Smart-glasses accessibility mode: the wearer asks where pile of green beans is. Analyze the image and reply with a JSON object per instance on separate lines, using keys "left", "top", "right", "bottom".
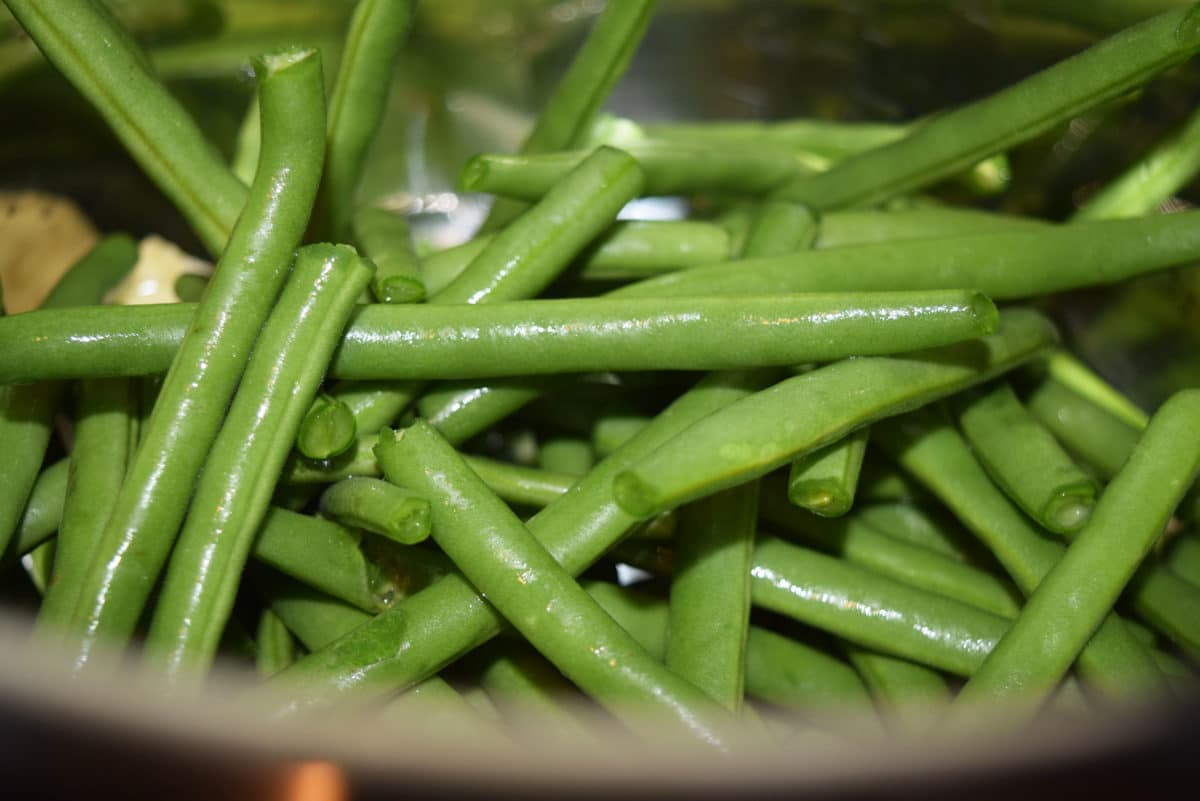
{"left": 5, "top": 0, "right": 1200, "bottom": 754}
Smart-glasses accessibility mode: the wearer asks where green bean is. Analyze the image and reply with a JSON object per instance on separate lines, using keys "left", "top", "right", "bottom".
{"left": 296, "top": 394, "right": 357, "bottom": 461}
{"left": 0, "top": 290, "right": 999, "bottom": 383}
{"left": 374, "top": 420, "right": 731, "bottom": 745}
{"left": 954, "top": 383, "right": 1099, "bottom": 534}
{"left": 1163, "top": 532, "right": 1200, "bottom": 588}
{"left": 172, "top": 273, "right": 209, "bottom": 303}
{"left": 786, "top": 429, "right": 870, "bottom": 518}
{"left": 667, "top": 482, "right": 759, "bottom": 712}
{"left": 317, "top": 0, "right": 415, "bottom": 241}
{"left": 145, "top": 245, "right": 372, "bottom": 679}
{"left": 537, "top": 438, "right": 595, "bottom": 477}
{"left": 63, "top": 48, "right": 327, "bottom": 665}
{"left": 1073, "top": 104, "right": 1200, "bottom": 221}
{"left": 11, "top": 458, "right": 69, "bottom": 557}
{"left": 469, "top": 639, "right": 596, "bottom": 741}
{"left": 612, "top": 307, "right": 1052, "bottom": 520}
{"left": 23, "top": 540, "right": 55, "bottom": 597}
{"left": 353, "top": 206, "right": 425, "bottom": 304}
{"left": 37, "top": 379, "right": 138, "bottom": 630}
{"left": 42, "top": 234, "right": 140, "bottom": 309}
{"left": 274, "top": 370, "right": 775, "bottom": 710}
{"left": 584, "top": 580, "right": 877, "bottom": 716}
{"left": 594, "top": 415, "right": 651, "bottom": 458}
{"left": 480, "top": 0, "right": 655, "bottom": 230}
{"left": 740, "top": 202, "right": 818, "bottom": 258}
{"left": 761, "top": 486, "right": 1022, "bottom": 619}
{"left": 955, "top": 390, "right": 1200, "bottom": 715}
{"left": 615, "top": 210, "right": 1200, "bottom": 301}
{"left": 873, "top": 409, "right": 1167, "bottom": 696}
{"left": 256, "top": 609, "right": 297, "bottom": 678}
{"left": 843, "top": 646, "right": 951, "bottom": 733}
{"left": 3, "top": 0, "right": 247, "bottom": 255}
{"left": 855, "top": 462, "right": 931, "bottom": 506}
{"left": 1022, "top": 376, "right": 1141, "bottom": 478}
{"left": 771, "top": 5, "right": 1200, "bottom": 210}
{"left": 1039, "top": 350, "right": 1150, "bottom": 430}
{"left": 463, "top": 144, "right": 808, "bottom": 200}
{"left": 814, "top": 207, "right": 1047, "bottom": 249}
{"left": 1125, "top": 563, "right": 1200, "bottom": 657}
{"left": 641, "top": 117, "right": 908, "bottom": 158}
{"left": 750, "top": 537, "right": 1008, "bottom": 677}
{"left": 256, "top": 568, "right": 373, "bottom": 652}
{"left": 318, "top": 478, "right": 431, "bottom": 546}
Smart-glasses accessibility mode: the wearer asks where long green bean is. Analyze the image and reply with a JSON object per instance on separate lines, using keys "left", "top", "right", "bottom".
{"left": 0, "top": 291, "right": 999, "bottom": 383}
{"left": 955, "top": 390, "right": 1200, "bottom": 715}
{"left": 145, "top": 245, "right": 372, "bottom": 679}
{"left": 771, "top": 5, "right": 1200, "bottom": 209}
{"left": 615, "top": 209, "right": 1200, "bottom": 301}
{"left": 1022, "top": 376, "right": 1141, "bottom": 478}
{"left": 612, "top": 307, "right": 1054, "bottom": 520}
{"left": 786, "top": 429, "right": 869, "bottom": 518}
{"left": 3, "top": 0, "right": 247, "bottom": 255}
{"left": 318, "top": 478, "right": 431, "bottom": 546}
{"left": 352, "top": 206, "right": 425, "bottom": 304}
{"left": 374, "top": 420, "right": 732, "bottom": 745}
{"left": 61, "top": 48, "right": 327, "bottom": 667}
{"left": 11, "top": 458, "right": 69, "bottom": 557}
{"left": 814, "top": 207, "right": 1047, "bottom": 249}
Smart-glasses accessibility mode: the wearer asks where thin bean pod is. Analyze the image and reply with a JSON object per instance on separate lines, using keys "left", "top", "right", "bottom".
{"left": 1039, "top": 350, "right": 1149, "bottom": 430}
{"left": 463, "top": 144, "right": 809, "bottom": 200}
{"left": 1022, "top": 376, "right": 1141, "bottom": 478}
{"left": 36, "top": 379, "right": 138, "bottom": 629}
{"left": 786, "top": 428, "right": 870, "bottom": 518}
{"left": 231, "top": 93, "right": 261, "bottom": 186}
{"left": 11, "top": 458, "right": 69, "bottom": 557}
{"left": 612, "top": 307, "right": 1053, "bottom": 520}
{"left": 481, "top": 0, "right": 655, "bottom": 230}
{"left": 641, "top": 117, "right": 908, "bottom": 158}
{"left": 740, "top": 202, "right": 818, "bottom": 258}
{"left": 0, "top": 290, "right": 999, "bottom": 383}
{"left": 1163, "top": 532, "right": 1200, "bottom": 589}
{"left": 273, "top": 370, "right": 775, "bottom": 710}
{"left": 843, "top": 646, "right": 951, "bottom": 733}
{"left": 3, "top": 0, "right": 247, "bottom": 254}
{"left": 874, "top": 409, "right": 1168, "bottom": 696}
{"left": 64, "top": 48, "right": 327, "bottom": 666}
{"left": 296, "top": 394, "right": 358, "bottom": 461}
{"left": 750, "top": 537, "right": 1008, "bottom": 677}
{"left": 814, "top": 207, "right": 1047, "bottom": 249}
{"left": 954, "top": 383, "right": 1099, "bottom": 534}
{"left": 537, "top": 438, "right": 595, "bottom": 477}
{"left": 761, "top": 486, "right": 1023, "bottom": 619}
{"left": 955, "top": 390, "right": 1200, "bottom": 715}
{"left": 469, "top": 639, "right": 596, "bottom": 742}
{"left": 317, "top": 0, "right": 415, "bottom": 241}
{"left": 615, "top": 209, "right": 1200, "bottom": 301}
{"left": 353, "top": 206, "right": 425, "bottom": 304}
{"left": 145, "top": 245, "right": 372, "bottom": 679}
{"left": 256, "top": 569, "right": 374, "bottom": 652}
{"left": 318, "top": 478, "right": 431, "bottom": 545}
{"left": 667, "top": 482, "right": 759, "bottom": 712}
{"left": 374, "top": 420, "right": 732, "bottom": 745}
{"left": 854, "top": 503, "right": 974, "bottom": 561}
{"left": 771, "top": 6, "right": 1200, "bottom": 209}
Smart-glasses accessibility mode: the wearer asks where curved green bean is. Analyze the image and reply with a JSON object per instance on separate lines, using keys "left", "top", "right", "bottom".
{"left": 318, "top": 478, "right": 431, "bottom": 545}
{"left": 0, "top": 290, "right": 999, "bottom": 383}
{"left": 375, "top": 419, "right": 732, "bottom": 746}
{"left": 954, "top": 383, "right": 1099, "bottom": 534}
{"left": 3, "top": 0, "right": 247, "bottom": 255}
{"left": 64, "top": 48, "right": 327, "bottom": 666}
{"left": 145, "top": 244, "right": 372, "bottom": 679}
{"left": 318, "top": 0, "right": 415, "bottom": 241}
{"left": 615, "top": 209, "right": 1200, "bottom": 301}
{"left": 612, "top": 307, "right": 1054, "bottom": 520}
{"left": 786, "top": 428, "right": 869, "bottom": 518}
{"left": 955, "top": 390, "right": 1200, "bottom": 715}
{"left": 772, "top": 6, "right": 1200, "bottom": 209}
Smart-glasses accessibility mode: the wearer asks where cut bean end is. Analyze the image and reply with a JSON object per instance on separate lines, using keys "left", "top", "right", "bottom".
{"left": 373, "top": 275, "right": 425, "bottom": 305}
{"left": 1044, "top": 487, "right": 1097, "bottom": 535}
{"left": 298, "top": 395, "right": 357, "bottom": 461}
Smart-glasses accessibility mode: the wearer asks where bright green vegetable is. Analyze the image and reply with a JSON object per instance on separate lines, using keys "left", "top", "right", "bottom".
{"left": 787, "top": 428, "right": 869, "bottom": 518}
{"left": 352, "top": 207, "right": 425, "bottom": 304}
{"left": 318, "top": 478, "right": 431, "bottom": 545}
{"left": 256, "top": 609, "right": 298, "bottom": 678}
{"left": 11, "top": 458, "right": 69, "bottom": 557}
